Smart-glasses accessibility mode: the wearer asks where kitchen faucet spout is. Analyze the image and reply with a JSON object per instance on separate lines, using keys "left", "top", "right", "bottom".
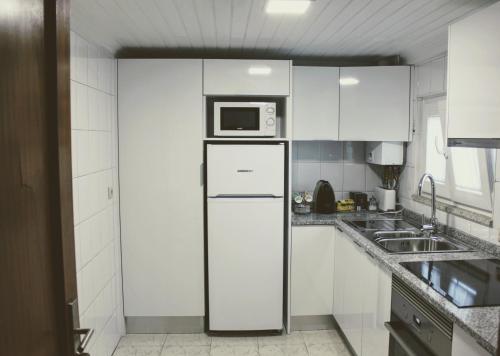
{"left": 417, "top": 173, "right": 438, "bottom": 233}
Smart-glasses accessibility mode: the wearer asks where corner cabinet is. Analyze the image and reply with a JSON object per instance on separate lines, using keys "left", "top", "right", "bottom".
{"left": 447, "top": 1, "right": 500, "bottom": 142}
{"left": 339, "top": 66, "right": 411, "bottom": 141}
{"left": 291, "top": 226, "right": 335, "bottom": 317}
{"left": 203, "top": 59, "right": 290, "bottom": 96}
{"left": 118, "top": 59, "right": 204, "bottom": 318}
{"left": 292, "top": 66, "right": 340, "bottom": 140}
{"left": 333, "top": 227, "right": 391, "bottom": 356}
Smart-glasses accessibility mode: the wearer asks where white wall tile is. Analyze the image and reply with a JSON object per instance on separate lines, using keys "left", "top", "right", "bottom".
{"left": 496, "top": 150, "right": 500, "bottom": 181}
{"left": 320, "top": 162, "right": 343, "bottom": 192}
{"left": 72, "top": 82, "right": 89, "bottom": 130}
{"left": 365, "top": 165, "right": 382, "bottom": 192}
{"left": 87, "top": 44, "right": 99, "bottom": 89}
{"left": 320, "top": 141, "right": 342, "bottom": 161}
{"left": 296, "top": 162, "right": 321, "bottom": 192}
{"left": 70, "top": 31, "right": 123, "bottom": 355}
{"left": 297, "top": 141, "right": 320, "bottom": 161}
{"left": 73, "top": 178, "right": 80, "bottom": 224}
{"left": 493, "top": 182, "right": 500, "bottom": 228}
{"left": 76, "top": 130, "right": 90, "bottom": 176}
{"left": 343, "top": 142, "right": 365, "bottom": 162}
{"left": 71, "top": 130, "right": 78, "bottom": 178}
{"left": 343, "top": 163, "right": 366, "bottom": 191}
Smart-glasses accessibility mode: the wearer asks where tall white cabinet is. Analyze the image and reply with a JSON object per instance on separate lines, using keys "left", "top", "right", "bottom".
{"left": 118, "top": 59, "right": 204, "bottom": 321}
{"left": 339, "top": 66, "right": 411, "bottom": 141}
{"left": 292, "top": 66, "right": 340, "bottom": 140}
{"left": 447, "top": 1, "right": 500, "bottom": 141}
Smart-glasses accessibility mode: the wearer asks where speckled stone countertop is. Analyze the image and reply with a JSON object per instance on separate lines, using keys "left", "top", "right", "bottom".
{"left": 292, "top": 212, "right": 499, "bottom": 355}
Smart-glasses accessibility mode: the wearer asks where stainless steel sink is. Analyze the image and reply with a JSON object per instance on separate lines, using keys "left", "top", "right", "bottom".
{"left": 342, "top": 217, "right": 472, "bottom": 254}
{"left": 374, "top": 235, "right": 470, "bottom": 254}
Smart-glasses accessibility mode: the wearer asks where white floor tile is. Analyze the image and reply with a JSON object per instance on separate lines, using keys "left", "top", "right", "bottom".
{"left": 165, "top": 334, "right": 211, "bottom": 346}
{"left": 211, "top": 336, "right": 258, "bottom": 347}
{"left": 259, "top": 344, "right": 308, "bottom": 356}
{"left": 307, "top": 343, "right": 350, "bottom": 356}
{"left": 210, "top": 345, "right": 259, "bottom": 356}
{"left": 161, "top": 345, "right": 210, "bottom": 356}
{"left": 301, "top": 330, "right": 343, "bottom": 346}
{"left": 258, "top": 332, "right": 304, "bottom": 346}
{"left": 113, "top": 345, "right": 162, "bottom": 356}
{"left": 118, "top": 334, "right": 167, "bottom": 347}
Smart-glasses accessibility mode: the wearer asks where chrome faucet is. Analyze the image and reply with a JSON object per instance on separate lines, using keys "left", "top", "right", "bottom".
{"left": 417, "top": 173, "right": 438, "bottom": 233}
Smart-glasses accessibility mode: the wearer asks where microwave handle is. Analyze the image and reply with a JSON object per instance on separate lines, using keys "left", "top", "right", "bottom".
{"left": 384, "top": 322, "right": 434, "bottom": 356}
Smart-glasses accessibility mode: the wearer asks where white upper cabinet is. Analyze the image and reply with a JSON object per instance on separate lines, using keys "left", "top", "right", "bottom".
{"left": 447, "top": 2, "right": 500, "bottom": 141}
{"left": 292, "top": 66, "right": 340, "bottom": 140}
{"left": 339, "top": 66, "right": 411, "bottom": 141}
{"left": 203, "top": 59, "right": 290, "bottom": 96}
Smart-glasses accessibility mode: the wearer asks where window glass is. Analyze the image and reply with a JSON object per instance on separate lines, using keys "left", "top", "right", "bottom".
{"left": 450, "top": 147, "right": 482, "bottom": 194}
{"left": 425, "top": 116, "right": 446, "bottom": 183}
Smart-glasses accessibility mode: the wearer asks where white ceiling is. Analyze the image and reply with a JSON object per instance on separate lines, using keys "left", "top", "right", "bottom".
{"left": 71, "top": 0, "right": 497, "bottom": 63}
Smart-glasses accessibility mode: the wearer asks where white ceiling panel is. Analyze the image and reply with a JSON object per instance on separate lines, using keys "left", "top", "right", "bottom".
{"left": 70, "top": 0, "right": 498, "bottom": 63}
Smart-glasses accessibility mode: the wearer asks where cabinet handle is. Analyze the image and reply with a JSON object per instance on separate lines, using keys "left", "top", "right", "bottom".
{"left": 353, "top": 240, "right": 362, "bottom": 248}
{"left": 336, "top": 226, "right": 343, "bottom": 233}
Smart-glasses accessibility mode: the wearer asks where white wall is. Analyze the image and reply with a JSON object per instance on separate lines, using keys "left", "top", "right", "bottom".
{"left": 70, "top": 31, "right": 125, "bottom": 356}
{"left": 292, "top": 141, "right": 382, "bottom": 200}
{"left": 399, "top": 56, "right": 500, "bottom": 245}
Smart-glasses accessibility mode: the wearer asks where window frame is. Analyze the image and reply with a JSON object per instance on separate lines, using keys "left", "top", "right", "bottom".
{"left": 417, "top": 96, "right": 494, "bottom": 212}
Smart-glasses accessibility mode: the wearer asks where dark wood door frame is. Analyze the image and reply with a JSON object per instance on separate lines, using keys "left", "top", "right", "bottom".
{"left": 1, "top": 0, "right": 77, "bottom": 355}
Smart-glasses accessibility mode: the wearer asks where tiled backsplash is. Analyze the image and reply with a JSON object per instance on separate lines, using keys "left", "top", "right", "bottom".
{"left": 292, "top": 141, "right": 382, "bottom": 200}
{"left": 71, "top": 30, "right": 124, "bottom": 356}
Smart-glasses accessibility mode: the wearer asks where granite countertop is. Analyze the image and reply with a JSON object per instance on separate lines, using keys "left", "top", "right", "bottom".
{"left": 292, "top": 212, "right": 499, "bottom": 355}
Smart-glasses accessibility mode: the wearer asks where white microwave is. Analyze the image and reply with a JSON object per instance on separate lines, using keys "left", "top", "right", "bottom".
{"left": 213, "top": 102, "right": 277, "bottom": 137}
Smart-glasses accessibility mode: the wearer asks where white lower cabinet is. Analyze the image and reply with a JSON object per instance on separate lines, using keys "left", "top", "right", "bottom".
{"left": 333, "top": 227, "right": 391, "bottom": 356}
{"left": 452, "top": 325, "right": 490, "bottom": 356}
{"left": 291, "top": 226, "right": 335, "bottom": 316}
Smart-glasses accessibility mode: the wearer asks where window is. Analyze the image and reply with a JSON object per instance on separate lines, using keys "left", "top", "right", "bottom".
{"left": 419, "top": 96, "right": 494, "bottom": 211}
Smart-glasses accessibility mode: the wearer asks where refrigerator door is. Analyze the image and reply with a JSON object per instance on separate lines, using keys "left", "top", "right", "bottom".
{"left": 207, "top": 144, "right": 285, "bottom": 197}
{"left": 207, "top": 197, "right": 284, "bottom": 331}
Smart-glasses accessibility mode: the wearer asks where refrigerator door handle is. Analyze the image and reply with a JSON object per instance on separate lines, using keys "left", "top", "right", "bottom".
{"left": 208, "top": 194, "right": 283, "bottom": 199}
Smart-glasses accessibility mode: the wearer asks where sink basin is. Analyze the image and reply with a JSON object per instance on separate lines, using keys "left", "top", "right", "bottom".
{"left": 375, "top": 236, "right": 469, "bottom": 254}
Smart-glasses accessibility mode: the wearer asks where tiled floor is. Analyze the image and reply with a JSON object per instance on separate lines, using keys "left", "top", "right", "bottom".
{"left": 112, "top": 330, "right": 351, "bottom": 356}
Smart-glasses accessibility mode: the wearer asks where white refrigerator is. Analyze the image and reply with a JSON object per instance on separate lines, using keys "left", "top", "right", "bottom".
{"left": 206, "top": 143, "right": 285, "bottom": 332}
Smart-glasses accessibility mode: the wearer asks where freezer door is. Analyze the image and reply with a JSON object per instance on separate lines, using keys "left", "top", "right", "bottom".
{"left": 207, "top": 197, "right": 284, "bottom": 331}
{"left": 207, "top": 144, "right": 285, "bottom": 197}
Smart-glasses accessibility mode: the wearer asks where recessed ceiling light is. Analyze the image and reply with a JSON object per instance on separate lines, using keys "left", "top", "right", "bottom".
{"left": 248, "top": 66, "right": 272, "bottom": 75}
{"left": 266, "top": 0, "right": 312, "bottom": 15}
{"left": 339, "top": 77, "right": 360, "bottom": 86}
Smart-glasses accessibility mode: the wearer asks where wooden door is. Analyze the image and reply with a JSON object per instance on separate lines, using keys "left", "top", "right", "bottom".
{"left": 0, "top": 0, "right": 81, "bottom": 355}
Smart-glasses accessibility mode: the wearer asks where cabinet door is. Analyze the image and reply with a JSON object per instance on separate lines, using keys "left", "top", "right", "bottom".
{"left": 362, "top": 256, "right": 391, "bottom": 356}
{"left": 119, "top": 59, "right": 204, "bottom": 316}
{"left": 342, "top": 238, "right": 364, "bottom": 356}
{"left": 452, "top": 325, "right": 490, "bottom": 356}
{"left": 293, "top": 66, "right": 340, "bottom": 140}
{"left": 447, "top": 2, "right": 500, "bottom": 140}
{"left": 291, "top": 226, "right": 335, "bottom": 316}
{"left": 339, "top": 66, "right": 411, "bottom": 141}
{"left": 333, "top": 228, "right": 346, "bottom": 327}
{"left": 203, "top": 59, "right": 290, "bottom": 96}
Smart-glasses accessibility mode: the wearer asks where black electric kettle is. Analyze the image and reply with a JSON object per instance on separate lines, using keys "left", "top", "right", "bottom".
{"left": 313, "top": 180, "right": 336, "bottom": 213}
